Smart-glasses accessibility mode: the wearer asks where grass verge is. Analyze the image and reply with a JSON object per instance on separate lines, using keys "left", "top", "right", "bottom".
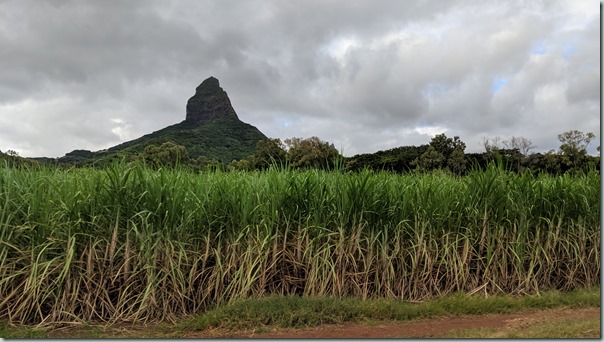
{"left": 0, "top": 321, "right": 47, "bottom": 338}
{"left": 178, "top": 287, "right": 600, "bottom": 332}
{"left": 445, "top": 314, "right": 600, "bottom": 338}
{"left": 1, "top": 288, "right": 598, "bottom": 338}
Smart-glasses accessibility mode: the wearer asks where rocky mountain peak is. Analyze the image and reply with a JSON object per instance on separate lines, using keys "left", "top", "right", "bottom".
{"left": 185, "top": 76, "right": 239, "bottom": 123}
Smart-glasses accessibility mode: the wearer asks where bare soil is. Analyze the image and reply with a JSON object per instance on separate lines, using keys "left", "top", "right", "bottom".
{"left": 181, "top": 307, "right": 601, "bottom": 339}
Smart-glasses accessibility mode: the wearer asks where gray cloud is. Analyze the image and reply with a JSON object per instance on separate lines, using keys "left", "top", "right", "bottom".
{"left": 0, "top": 0, "right": 599, "bottom": 157}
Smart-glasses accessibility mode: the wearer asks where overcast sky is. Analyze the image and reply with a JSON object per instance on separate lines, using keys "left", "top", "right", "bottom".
{"left": 0, "top": 0, "right": 599, "bottom": 158}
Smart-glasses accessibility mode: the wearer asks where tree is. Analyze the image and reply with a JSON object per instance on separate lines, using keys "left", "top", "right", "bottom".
{"left": 447, "top": 146, "right": 467, "bottom": 175}
{"left": 482, "top": 136, "right": 502, "bottom": 154}
{"left": 227, "top": 159, "right": 252, "bottom": 171}
{"left": 141, "top": 141, "right": 189, "bottom": 168}
{"left": 249, "top": 138, "right": 287, "bottom": 169}
{"left": 557, "top": 130, "right": 595, "bottom": 169}
{"left": 5, "top": 149, "right": 19, "bottom": 157}
{"left": 189, "top": 155, "right": 222, "bottom": 171}
{"left": 502, "top": 136, "right": 535, "bottom": 156}
{"left": 284, "top": 136, "right": 340, "bottom": 169}
{"left": 543, "top": 150, "right": 563, "bottom": 174}
{"left": 416, "top": 133, "right": 466, "bottom": 172}
{"left": 429, "top": 133, "right": 465, "bottom": 159}
{"left": 483, "top": 136, "right": 535, "bottom": 156}
{"left": 413, "top": 145, "right": 445, "bottom": 171}
{"left": 558, "top": 130, "right": 595, "bottom": 155}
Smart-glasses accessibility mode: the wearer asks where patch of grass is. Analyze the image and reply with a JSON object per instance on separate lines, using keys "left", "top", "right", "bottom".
{"left": 445, "top": 315, "right": 600, "bottom": 338}
{"left": 178, "top": 287, "right": 600, "bottom": 332}
{"left": 1, "top": 321, "right": 182, "bottom": 339}
{"left": 0, "top": 321, "right": 48, "bottom": 338}
{"left": 179, "top": 296, "right": 361, "bottom": 331}
{"left": 427, "top": 287, "right": 600, "bottom": 315}
{"left": 503, "top": 317, "right": 600, "bottom": 338}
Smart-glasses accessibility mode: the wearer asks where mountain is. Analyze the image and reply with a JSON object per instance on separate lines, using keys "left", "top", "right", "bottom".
{"left": 58, "top": 77, "right": 267, "bottom": 166}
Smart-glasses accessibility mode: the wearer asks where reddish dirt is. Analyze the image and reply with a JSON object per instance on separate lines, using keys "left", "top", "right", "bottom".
{"left": 182, "top": 307, "right": 601, "bottom": 339}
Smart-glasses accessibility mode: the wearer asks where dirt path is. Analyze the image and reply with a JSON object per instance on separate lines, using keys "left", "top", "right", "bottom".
{"left": 181, "top": 307, "right": 600, "bottom": 339}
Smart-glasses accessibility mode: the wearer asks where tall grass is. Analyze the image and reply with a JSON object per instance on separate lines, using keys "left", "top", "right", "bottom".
{"left": 0, "top": 162, "right": 599, "bottom": 324}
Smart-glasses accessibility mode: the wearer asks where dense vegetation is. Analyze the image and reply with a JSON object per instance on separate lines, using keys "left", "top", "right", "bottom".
{"left": 0, "top": 161, "right": 599, "bottom": 324}
{"left": 41, "top": 131, "right": 594, "bottom": 177}
{"left": 13, "top": 128, "right": 598, "bottom": 177}
{"left": 51, "top": 117, "right": 266, "bottom": 167}
{"left": 343, "top": 131, "right": 599, "bottom": 175}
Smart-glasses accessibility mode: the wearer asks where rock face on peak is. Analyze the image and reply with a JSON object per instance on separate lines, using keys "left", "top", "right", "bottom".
{"left": 185, "top": 76, "right": 239, "bottom": 123}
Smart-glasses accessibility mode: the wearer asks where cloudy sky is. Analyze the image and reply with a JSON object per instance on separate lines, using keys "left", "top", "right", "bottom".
{"left": 0, "top": 0, "right": 599, "bottom": 158}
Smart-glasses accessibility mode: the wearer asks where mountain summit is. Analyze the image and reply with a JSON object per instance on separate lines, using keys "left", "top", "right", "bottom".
{"left": 58, "top": 77, "right": 267, "bottom": 165}
{"left": 186, "top": 76, "right": 239, "bottom": 123}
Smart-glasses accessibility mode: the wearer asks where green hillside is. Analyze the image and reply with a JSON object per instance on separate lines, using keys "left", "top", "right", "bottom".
{"left": 56, "top": 77, "right": 268, "bottom": 166}
{"left": 108, "top": 118, "right": 265, "bottom": 161}
{"left": 59, "top": 118, "right": 266, "bottom": 166}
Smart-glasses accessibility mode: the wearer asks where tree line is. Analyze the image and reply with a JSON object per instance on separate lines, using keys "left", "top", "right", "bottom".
{"left": 132, "top": 129, "right": 598, "bottom": 175}
{"left": 1, "top": 129, "right": 599, "bottom": 175}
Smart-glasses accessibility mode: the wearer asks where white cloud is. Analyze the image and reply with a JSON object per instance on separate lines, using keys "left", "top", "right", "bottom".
{"left": 414, "top": 126, "right": 448, "bottom": 137}
{"left": 0, "top": 0, "right": 598, "bottom": 157}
